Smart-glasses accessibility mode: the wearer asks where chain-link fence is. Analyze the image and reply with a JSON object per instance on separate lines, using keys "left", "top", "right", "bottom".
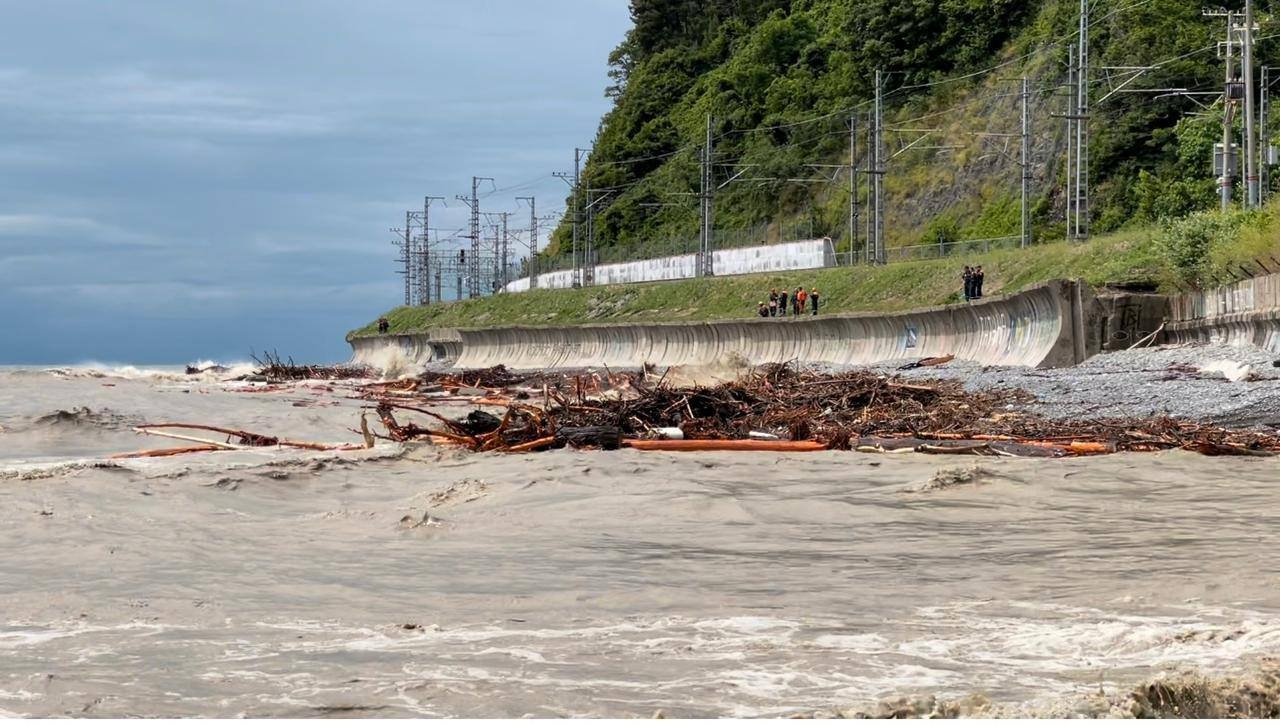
{"left": 828, "top": 235, "right": 1022, "bottom": 266}
{"left": 531, "top": 220, "right": 823, "bottom": 275}
{"left": 519, "top": 229, "right": 1023, "bottom": 284}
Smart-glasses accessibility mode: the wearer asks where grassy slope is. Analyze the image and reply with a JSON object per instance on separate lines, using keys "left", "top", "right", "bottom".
{"left": 351, "top": 227, "right": 1168, "bottom": 338}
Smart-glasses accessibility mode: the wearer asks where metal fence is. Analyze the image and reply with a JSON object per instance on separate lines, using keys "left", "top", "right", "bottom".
{"left": 531, "top": 220, "right": 821, "bottom": 275}
{"left": 520, "top": 232, "right": 1023, "bottom": 282}
{"left": 832, "top": 236, "right": 1022, "bottom": 266}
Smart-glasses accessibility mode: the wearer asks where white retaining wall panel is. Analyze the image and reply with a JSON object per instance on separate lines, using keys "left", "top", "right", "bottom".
{"left": 504, "top": 239, "right": 835, "bottom": 292}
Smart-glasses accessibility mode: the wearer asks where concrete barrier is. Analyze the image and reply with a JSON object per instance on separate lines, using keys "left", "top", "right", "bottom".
{"left": 350, "top": 328, "right": 461, "bottom": 370}
{"left": 504, "top": 239, "right": 836, "bottom": 292}
{"left": 1165, "top": 273, "right": 1280, "bottom": 352}
{"left": 446, "top": 280, "right": 1094, "bottom": 370}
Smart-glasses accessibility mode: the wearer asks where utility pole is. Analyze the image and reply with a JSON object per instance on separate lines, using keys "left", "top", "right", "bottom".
{"left": 1021, "top": 77, "right": 1032, "bottom": 248}
{"left": 470, "top": 178, "right": 482, "bottom": 297}
{"left": 585, "top": 191, "right": 597, "bottom": 285}
{"left": 1212, "top": 9, "right": 1238, "bottom": 212}
{"left": 1263, "top": 66, "right": 1272, "bottom": 203}
{"left": 391, "top": 223, "right": 411, "bottom": 306}
{"left": 455, "top": 176, "right": 492, "bottom": 298}
{"left": 420, "top": 196, "right": 444, "bottom": 305}
{"left": 849, "top": 112, "right": 860, "bottom": 264}
{"left": 583, "top": 189, "right": 616, "bottom": 285}
{"left": 699, "top": 114, "right": 715, "bottom": 276}
{"left": 488, "top": 221, "right": 500, "bottom": 292}
{"left": 517, "top": 196, "right": 537, "bottom": 288}
{"left": 872, "top": 69, "right": 886, "bottom": 264}
{"left": 870, "top": 113, "right": 880, "bottom": 260}
{"left": 498, "top": 212, "right": 511, "bottom": 290}
{"left": 403, "top": 211, "right": 413, "bottom": 304}
{"left": 573, "top": 148, "right": 584, "bottom": 286}
{"left": 552, "top": 148, "right": 587, "bottom": 287}
{"left": 1065, "top": 43, "right": 1077, "bottom": 241}
{"left": 1244, "top": 0, "right": 1259, "bottom": 207}
{"left": 1075, "top": 0, "right": 1091, "bottom": 241}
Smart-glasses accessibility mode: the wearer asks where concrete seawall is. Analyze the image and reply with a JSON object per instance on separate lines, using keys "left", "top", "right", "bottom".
{"left": 1165, "top": 273, "right": 1280, "bottom": 352}
{"left": 350, "top": 328, "right": 461, "bottom": 371}
{"left": 350, "top": 280, "right": 1099, "bottom": 371}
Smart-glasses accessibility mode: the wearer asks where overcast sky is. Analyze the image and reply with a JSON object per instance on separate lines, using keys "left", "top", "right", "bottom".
{"left": 0, "top": 0, "right": 630, "bottom": 364}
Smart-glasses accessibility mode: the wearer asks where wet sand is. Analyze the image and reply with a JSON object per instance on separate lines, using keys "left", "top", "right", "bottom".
{"left": 2, "top": 364, "right": 1279, "bottom": 717}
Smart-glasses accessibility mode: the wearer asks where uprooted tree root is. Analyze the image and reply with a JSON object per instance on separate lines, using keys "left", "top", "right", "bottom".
{"left": 248, "top": 349, "right": 372, "bottom": 381}
{"left": 367, "top": 363, "right": 1280, "bottom": 457}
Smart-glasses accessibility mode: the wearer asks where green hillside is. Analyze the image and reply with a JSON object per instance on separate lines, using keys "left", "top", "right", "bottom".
{"left": 540, "top": 0, "right": 1275, "bottom": 262}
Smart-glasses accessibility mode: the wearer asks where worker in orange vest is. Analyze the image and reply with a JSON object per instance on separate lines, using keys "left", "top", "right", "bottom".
{"left": 796, "top": 287, "right": 808, "bottom": 314}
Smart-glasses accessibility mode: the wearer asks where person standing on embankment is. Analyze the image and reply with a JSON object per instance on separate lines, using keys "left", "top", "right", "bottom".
{"left": 810, "top": 289, "right": 820, "bottom": 315}
{"left": 796, "top": 287, "right": 808, "bottom": 315}
{"left": 778, "top": 288, "right": 789, "bottom": 317}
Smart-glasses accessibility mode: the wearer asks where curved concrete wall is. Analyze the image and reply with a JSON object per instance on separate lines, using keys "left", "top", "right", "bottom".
{"left": 350, "top": 329, "right": 461, "bottom": 369}
{"left": 449, "top": 280, "right": 1092, "bottom": 370}
{"left": 1166, "top": 273, "right": 1280, "bottom": 352}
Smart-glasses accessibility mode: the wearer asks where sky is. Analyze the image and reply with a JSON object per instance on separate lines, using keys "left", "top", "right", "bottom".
{"left": 0, "top": 0, "right": 631, "bottom": 365}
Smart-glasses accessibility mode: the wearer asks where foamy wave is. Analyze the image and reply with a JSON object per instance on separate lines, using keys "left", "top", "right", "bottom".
{"left": 38, "top": 360, "right": 258, "bottom": 382}
{"left": 349, "top": 345, "right": 426, "bottom": 380}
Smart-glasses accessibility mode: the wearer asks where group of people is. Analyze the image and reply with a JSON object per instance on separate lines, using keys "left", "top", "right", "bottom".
{"left": 757, "top": 287, "right": 821, "bottom": 317}
{"left": 962, "top": 266, "right": 985, "bottom": 301}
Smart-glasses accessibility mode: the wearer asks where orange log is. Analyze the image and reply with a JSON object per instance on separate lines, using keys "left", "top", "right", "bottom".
{"left": 504, "top": 436, "right": 558, "bottom": 453}
{"left": 623, "top": 439, "right": 828, "bottom": 452}
{"left": 1019, "top": 440, "right": 1116, "bottom": 454}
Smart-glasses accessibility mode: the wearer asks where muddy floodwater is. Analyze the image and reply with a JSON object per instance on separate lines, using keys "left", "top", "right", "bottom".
{"left": 2, "top": 364, "right": 1279, "bottom": 717}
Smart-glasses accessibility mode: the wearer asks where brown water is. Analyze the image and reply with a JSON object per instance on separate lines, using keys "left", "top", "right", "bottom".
{"left": 2, "top": 366, "right": 1279, "bottom": 717}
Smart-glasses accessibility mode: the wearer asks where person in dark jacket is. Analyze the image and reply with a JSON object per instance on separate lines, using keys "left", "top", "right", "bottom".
{"left": 810, "top": 288, "right": 821, "bottom": 315}
{"left": 377, "top": 317, "right": 390, "bottom": 334}
{"left": 757, "top": 302, "right": 769, "bottom": 317}
{"left": 768, "top": 289, "right": 779, "bottom": 317}
{"left": 778, "top": 288, "right": 789, "bottom": 317}
{"left": 962, "top": 266, "right": 973, "bottom": 301}
{"left": 974, "top": 266, "right": 985, "bottom": 298}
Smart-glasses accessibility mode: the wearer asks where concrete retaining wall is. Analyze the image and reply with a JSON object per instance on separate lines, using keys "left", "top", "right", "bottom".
{"left": 447, "top": 280, "right": 1094, "bottom": 370}
{"left": 504, "top": 238, "right": 836, "bottom": 292}
{"left": 1165, "top": 273, "right": 1280, "bottom": 352}
{"left": 350, "top": 329, "right": 461, "bottom": 369}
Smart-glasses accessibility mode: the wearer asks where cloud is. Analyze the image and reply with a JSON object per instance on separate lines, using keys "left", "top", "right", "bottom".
{"left": 0, "top": 214, "right": 161, "bottom": 248}
{"left": 13, "top": 279, "right": 398, "bottom": 317}
{"left": 0, "top": 66, "right": 342, "bottom": 138}
{"left": 0, "top": 0, "right": 630, "bottom": 364}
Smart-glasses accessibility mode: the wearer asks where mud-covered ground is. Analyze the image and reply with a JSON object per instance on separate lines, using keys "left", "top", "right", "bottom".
{"left": 1, "top": 355, "right": 1279, "bottom": 717}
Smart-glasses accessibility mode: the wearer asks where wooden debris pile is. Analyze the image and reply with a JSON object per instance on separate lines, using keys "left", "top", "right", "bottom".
{"left": 113, "top": 423, "right": 365, "bottom": 459}
{"left": 367, "top": 363, "right": 1280, "bottom": 457}
{"left": 357, "top": 364, "right": 646, "bottom": 405}
{"left": 247, "top": 350, "right": 371, "bottom": 381}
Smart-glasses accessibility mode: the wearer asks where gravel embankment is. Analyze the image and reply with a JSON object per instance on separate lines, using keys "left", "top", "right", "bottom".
{"left": 872, "top": 344, "right": 1280, "bottom": 429}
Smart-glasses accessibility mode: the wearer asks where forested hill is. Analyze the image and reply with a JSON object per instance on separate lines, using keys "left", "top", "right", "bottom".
{"left": 545, "top": 0, "right": 1275, "bottom": 260}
